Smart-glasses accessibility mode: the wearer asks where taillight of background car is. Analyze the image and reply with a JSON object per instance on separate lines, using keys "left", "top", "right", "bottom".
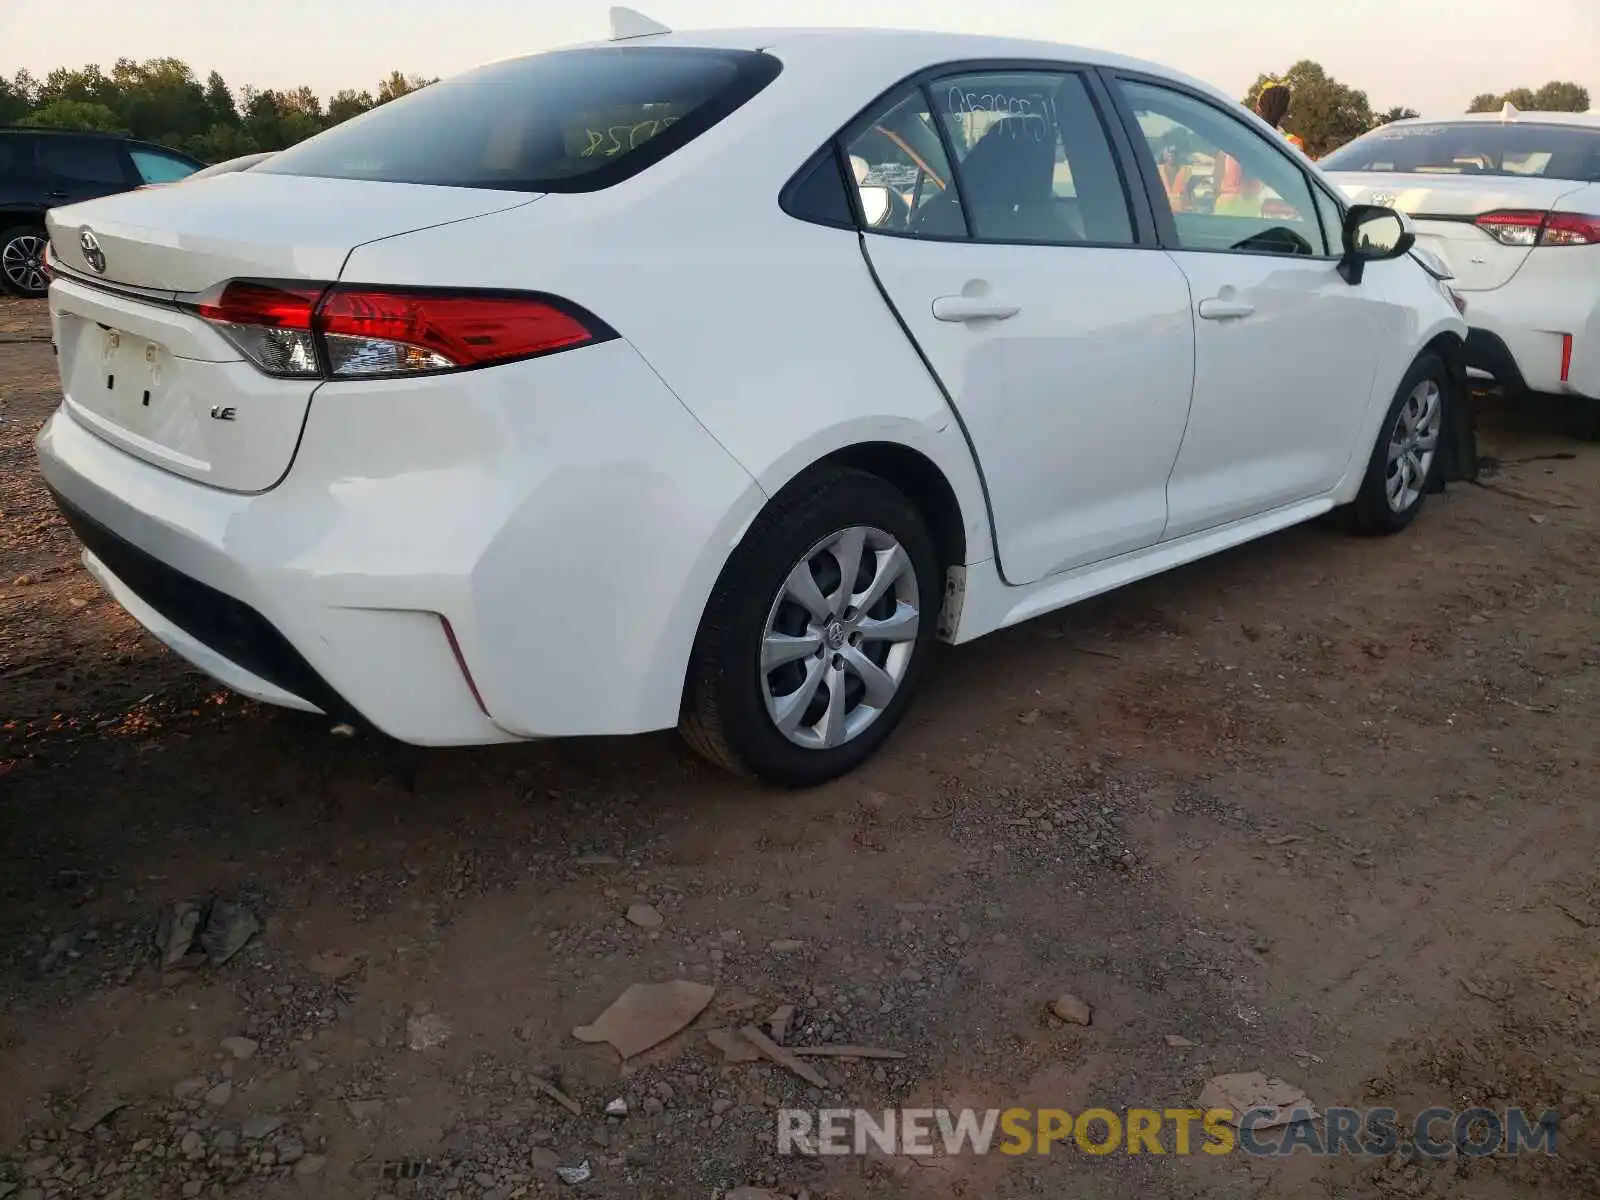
{"left": 188, "top": 280, "right": 615, "bottom": 380}
{"left": 1474, "top": 210, "right": 1600, "bottom": 247}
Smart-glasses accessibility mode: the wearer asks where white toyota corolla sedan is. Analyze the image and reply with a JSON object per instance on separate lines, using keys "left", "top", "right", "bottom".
{"left": 1320, "top": 107, "right": 1600, "bottom": 440}
{"left": 36, "top": 14, "right": 1471, "bottom": 786}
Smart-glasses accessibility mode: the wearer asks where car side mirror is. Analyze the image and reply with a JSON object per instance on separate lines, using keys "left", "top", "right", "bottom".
{"left": 1338, "top": 204, "right": 1416, "bottom": 285}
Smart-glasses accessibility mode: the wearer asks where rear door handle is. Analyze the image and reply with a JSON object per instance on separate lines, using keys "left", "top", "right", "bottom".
{"left": 1197, "top": 298, "right": 1256, "bottom": 321}
{"left": 932, "top": 295, "right": 1022, "bottom": 323}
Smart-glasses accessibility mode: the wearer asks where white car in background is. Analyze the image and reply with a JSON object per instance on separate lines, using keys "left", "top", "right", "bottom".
{"left": 36, "top": 13, "right": 1468, "bottom": 786}
{"left": 185, "top": 152, "right": 276, "bottom": 182}
{"left": 1322, "top": 108, "right": 1600, "bottom": 438}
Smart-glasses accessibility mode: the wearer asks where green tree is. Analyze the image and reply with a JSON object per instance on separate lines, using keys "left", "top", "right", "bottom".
{"left": 109, "top": 57, "right": 209, "bottom": 143}
{"left": 282, "top": 85, "right": 324, "bottom": 121}
{"left": 4, "top": 57, "right": 440, "bottom": 160}
{"left": 376, "top": 71, "right": 436, "bottom": 105}
{"left": 1246, "top": 61, "right": 1374, "bottom": 157}
{"left": 0, "top": 72, "right": 36, "bottom": 124}
{"left": 1374, "top": 106, "right": 1421, "bottom": 126}
{"left": 184, "top": 123, "right": 260, "bottom": 163}
{"left": 1532, "top": 81, "right": 1590, "bottom": 111}
{"left": 36, "top": 65, "right": 121, "bottom": 111}
{"left": 327, "top": 89, "right": 375, "bottom": 123}
{"left": 203, "top": 71, "right": 238, "bottom": 126}
{"left": 21, "top": 99, "right": 128, "bottom": 132}
{"left": 1469, "top": 82, "right": 1587, "bottom": 113}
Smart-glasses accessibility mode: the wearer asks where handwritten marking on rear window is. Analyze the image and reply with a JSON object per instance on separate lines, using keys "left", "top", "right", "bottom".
{"left": 580, "top": 115, "right": 681, "bottom": 158}
{"left": 946, "top": 88, "right": 1054, "bottom": 143}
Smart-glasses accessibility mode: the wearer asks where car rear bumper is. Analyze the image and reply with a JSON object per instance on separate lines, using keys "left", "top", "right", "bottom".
{"left": 35, "top": 339, "right": 766, "bottom": 744}
{"left": 55, "top": 489, "right": 351, "bottom": 719}
{"left": 1459, "top": 247, "right": 1599, "bottom": 399}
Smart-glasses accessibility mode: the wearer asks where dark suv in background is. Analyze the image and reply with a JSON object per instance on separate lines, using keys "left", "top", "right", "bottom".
{"left": 1, "top": 129, "right": 205, "bottom": 297}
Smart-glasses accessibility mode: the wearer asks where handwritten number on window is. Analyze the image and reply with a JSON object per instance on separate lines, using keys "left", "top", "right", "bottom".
{"left": 578, "top": 115, "right": 680, "bottom": 159}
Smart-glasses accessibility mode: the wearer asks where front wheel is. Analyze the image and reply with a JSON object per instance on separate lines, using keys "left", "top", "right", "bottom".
{"left": 680, "top": 468, "right": 941, "bottom": 788}
{"left": 0, "top": 225, "right": 49, "bottom": 298}
{"left": 1340, "top": 352, "right": 1449, "bottom": 535}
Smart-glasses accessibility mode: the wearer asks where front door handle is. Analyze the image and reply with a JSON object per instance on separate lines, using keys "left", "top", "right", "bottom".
{"left": 1197, "top": 297, "right": 1256, "bottom": 321}
{"left": 932, "top": 295, "right": 1021, "bottom": 323}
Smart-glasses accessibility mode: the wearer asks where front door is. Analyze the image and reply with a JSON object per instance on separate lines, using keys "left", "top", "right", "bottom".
{"left": 1111, "top": 77, "right": 1387, "bottom": 539}
{"left": 847, "top": 70, "right": 1196, "bottom": 584}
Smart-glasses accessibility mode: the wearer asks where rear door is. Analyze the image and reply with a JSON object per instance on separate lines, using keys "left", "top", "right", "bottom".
{"left": 1109, "top": 75, "right": 1394, "bottom": 538}
{"left": 35, "top": 135, "right": 137, "bottom": 208}
{"left": 848, "top": 68, "right": 1196, "bottom": 584}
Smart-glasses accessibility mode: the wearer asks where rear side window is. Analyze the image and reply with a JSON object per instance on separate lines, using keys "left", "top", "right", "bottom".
{"left": 259, "top": 47, "right": 782, "bottom": 193}
{"left": 1320, "top": 122, "right": 1600, "bottom": 183}
{"left": 38, "top": 138, "right": 127, "bottom": 185}
{"left": 130, "top": 147, "right": 201, "bottom": 184}
{"left": 932, "top": 71, "right": 1135, "bottom": 245}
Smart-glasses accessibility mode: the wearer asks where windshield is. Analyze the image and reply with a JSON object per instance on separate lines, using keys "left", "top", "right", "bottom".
{"left": 259, "top": 47, "right": 781, "bottom": 193}
{"left": 1321, "top": 121, "right": 1600, "bottom": 182}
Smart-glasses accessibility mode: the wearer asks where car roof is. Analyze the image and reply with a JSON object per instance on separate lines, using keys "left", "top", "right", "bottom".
{"left": 0, "top": 126, "right": 132, "bottom": 138}
{"left": 540, "top": 24, "right": 1241, "bottom": 110}
{"left": 1379, "top": 111, "right": 1600, "bottom": 130}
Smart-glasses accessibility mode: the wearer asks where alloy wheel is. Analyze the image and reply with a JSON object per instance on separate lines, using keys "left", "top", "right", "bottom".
{"left": 1385, "top": 379, "right": 1442, "bottom": 513}
{"left": 2, "top": 233, "right": 48, "bottom": 296}
{"left": 760, "top": 525, "right": 920, "bottom": 750}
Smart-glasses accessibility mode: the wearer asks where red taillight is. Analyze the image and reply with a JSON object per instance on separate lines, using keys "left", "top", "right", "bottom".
{"left": 1561, "top": 334, "right": 1574, "bottom": 383}
{"left": 194, "top": 281, "right": 324, "bottom": 377}
{"left": 1474, "top": 210, "right": 1545, "bottom": 246}
{"left": 188, "top": 280, "right": 609, "bottom": 379}
{"left": 1541, "top": 212, "right": 1600, "bottom": 247}
{"left": 317, "top": 287, "right": 597, "bottom": 378}
{"left": 195, "top": 280, "right": 321, "bottom": 329}
{"left": 1475, "top": 209, "right": 1600, "bottom": 248}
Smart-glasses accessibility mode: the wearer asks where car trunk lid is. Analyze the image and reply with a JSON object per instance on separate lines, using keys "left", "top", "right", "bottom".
{"left": 44, "top": 175, "right": 541, "bottom": 492}
{"left": 46, "top": 172, "right": 538, "bottom": 292}
{"left": 1325, "top": 171, "right": 1587, "bottom": 291}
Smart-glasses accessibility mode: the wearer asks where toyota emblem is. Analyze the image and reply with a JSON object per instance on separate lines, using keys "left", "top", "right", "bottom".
{"left": 80, "top": 229, "right": 107, "bottom": 274}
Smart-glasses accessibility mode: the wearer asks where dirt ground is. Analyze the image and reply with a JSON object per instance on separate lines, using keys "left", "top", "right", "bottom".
{"left": 1, "top": 292, "right": 1596, "bottom": 1200}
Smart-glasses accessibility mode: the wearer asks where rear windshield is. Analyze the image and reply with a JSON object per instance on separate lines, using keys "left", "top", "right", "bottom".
{"left": 258, "top": 46, "right": 781, "bottom": 192}
{"left": 1320, "top": 121, "right": 1600, "bottom": 182}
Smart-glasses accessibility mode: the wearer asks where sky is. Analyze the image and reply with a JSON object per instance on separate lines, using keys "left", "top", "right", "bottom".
{"left": 4, "top": 0, "right": 1597, "bottom": 118}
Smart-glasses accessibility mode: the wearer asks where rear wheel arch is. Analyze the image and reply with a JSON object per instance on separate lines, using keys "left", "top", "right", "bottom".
{"left": 679, "top": 461, "right": 944, "bottom": 785}
{"left": 798, "top": 441, "right": 967, "bottom": 576}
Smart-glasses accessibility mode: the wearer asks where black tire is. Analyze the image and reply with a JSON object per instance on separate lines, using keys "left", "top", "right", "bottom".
{"left": 0, "top": 224, "right": 50, "bottom": 298}
{"left": 1340, "top": 352, "right": 1449, "bottom": 536}
{"left": 1567, "top": 396, "right": 1600, "bottom": 443}
{"left": 680, "top": 467, "right": 942, "bottom": 788}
